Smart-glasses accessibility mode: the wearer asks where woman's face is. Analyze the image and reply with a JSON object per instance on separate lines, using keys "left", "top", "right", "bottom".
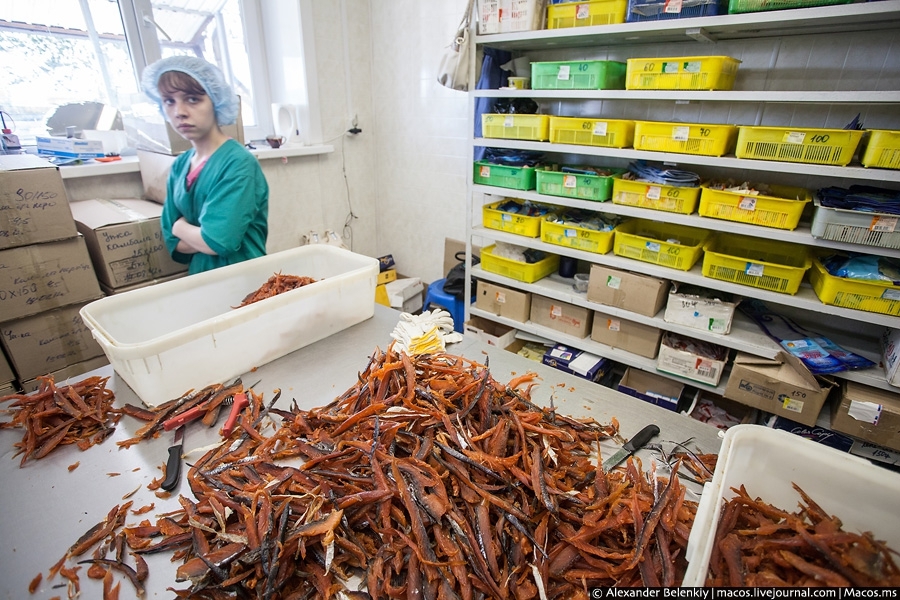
{"left": 160, "top": 87, "right": 218, "bottom": 143}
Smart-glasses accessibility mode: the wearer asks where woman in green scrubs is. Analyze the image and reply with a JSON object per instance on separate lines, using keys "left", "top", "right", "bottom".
{"left": 141, "top": 56, "right": 268, "bottom": 275}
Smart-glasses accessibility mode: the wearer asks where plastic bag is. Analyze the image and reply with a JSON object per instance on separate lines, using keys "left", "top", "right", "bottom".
{"left": 437, "top": 0, "right": 475, "bottom": 92}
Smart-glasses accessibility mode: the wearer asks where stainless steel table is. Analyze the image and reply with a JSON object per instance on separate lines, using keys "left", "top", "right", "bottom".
{"left": 0, "top": 305, "right": 722, "bottom": 599}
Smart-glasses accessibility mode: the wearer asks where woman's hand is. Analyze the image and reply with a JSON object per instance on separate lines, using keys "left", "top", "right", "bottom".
{"left": 172, "top": 217, "right": 217, "bottom": 256}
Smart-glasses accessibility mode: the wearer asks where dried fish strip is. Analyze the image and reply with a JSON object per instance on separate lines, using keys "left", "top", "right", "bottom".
{"left": 0, "top": 376, "right": 120, "bottom": 466}
{"left": 707, "top": 483, "right": 900, "bottom": 587}
{"left": 235, "top": 272, "right": 317, "bottom": 308}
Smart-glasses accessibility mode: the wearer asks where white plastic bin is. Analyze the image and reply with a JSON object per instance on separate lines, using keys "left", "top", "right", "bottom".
{"left": 80, "top": 245, "right": 378, "bottom": 407}
{"left": 810, "top": 197, "right": 900, "bottom": 249}
{"left": 684, "top": 424, "right": 900, "bottom": 586}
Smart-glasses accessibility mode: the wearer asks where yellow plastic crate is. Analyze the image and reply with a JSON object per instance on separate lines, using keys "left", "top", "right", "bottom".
{"left": 482, "top": 200, "right": 546, "bottom": 238}
{"left": 482, "top": 114, "right": 550, "bottom": 141}
{"left": 547, "top": 0, "right": 628, "bottom": 28}
{"left": 861, "top": 130, "right": 900, "bottom": 170}
{"left": 612, "top": 177, "right": 701, "bottom": 214}
{"left": 735, "top": 126, "right": 864, "bottom": 167}
{"left": 698, "top": 184, "right": 811, "bottom": 230}
{"left": 626, "top": 56, "right": 741, "bottom": 91}
{"left": 480, "top": 244, "right": 560, "bottom": 283}
{"left": 634, "top": 121, "right": 738, "bottom": 157}
{"left": 809, "top": 257, "right": 900, "bottom": 316}
{"left": 541, "top": 217, "right": 616, "bottom": 254}
{"left": 614, "top": 220, "right": 710, "bottom": 271}
{"left": 702, "top": 235, "right": 811, "bottom": 294}
{"left": 549, "top": 117, "right": 635, "bottom": 148}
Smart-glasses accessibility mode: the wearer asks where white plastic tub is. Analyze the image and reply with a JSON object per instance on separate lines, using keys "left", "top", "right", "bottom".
{"left": 684, "top": 424, "right": 900, "bottom": 586}
{"left": 80, "top": 245, "right": 378, "bottom": 407}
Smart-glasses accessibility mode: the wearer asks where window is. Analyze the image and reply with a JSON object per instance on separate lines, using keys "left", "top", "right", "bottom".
{"left": 0, "top": 0, "right": 279, "bottom": 145}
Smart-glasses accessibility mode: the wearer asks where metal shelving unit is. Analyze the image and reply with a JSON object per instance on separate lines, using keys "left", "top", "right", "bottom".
{"left": 465, "top": 2, "right": 900, "bottom": 395}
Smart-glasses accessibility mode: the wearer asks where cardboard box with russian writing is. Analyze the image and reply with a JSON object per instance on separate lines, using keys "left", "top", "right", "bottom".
{"left": 831, "top": 381, "right": 900, "bottom": 452}
{"left": 0, "top": 154, "right": 79, "bottom": 251}
{"left": 530, "top": 294, "right": 592, "bottom": 338}
{"left": 35, "top": 136, "right": 105, "bottom": 159}
{"left": 882, "top": 327, "right": 900, "bottom": 388}
{"left": 663, "top": 283, "right": 737, "bottom": 335}
{"left": 20, "top": 355, "right": 110, "bottom": 394}
{"left": 100, "top": 271, "right": 187, "bottom": 296}
{"left": 465, "top": 316, "right": 518, "bottom": 348}
{"left": 617, "top": 367, "right": 685, "bottom": 412}
{"left": 69, "top": 198, "right": 187, "bottom": 289}
{"left": 724, "top": 351, "right": 833, "bottom": 427}
{"left": 0, "top": 236, "right": 102, "bottom": 322}
{"left": 0, "top": 346, "right": 13, "bottom": 385}
{"left": 587, "top": 264, "right": 669, "bottom": 318}
{"left": 657, "top": 332, "right": 729, "bottom": 387}
{"left": 122, "top": 98, "right": 243, "bottom": 155}
{"left": 590, "top": 312, "right": 662, "bottom": 359}
{"left": 0, "top": 302, "right": 103, "bottom": 382}
{"left": 476, "top": 280, "right": 531, "bottom": 323}
{"left": 542, "top": 344, "right": 610, "bottom": 382}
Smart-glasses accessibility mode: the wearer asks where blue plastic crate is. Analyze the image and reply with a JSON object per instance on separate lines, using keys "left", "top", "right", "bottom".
{"left": 626, "top": 0, "right": 722, "bottom": 21}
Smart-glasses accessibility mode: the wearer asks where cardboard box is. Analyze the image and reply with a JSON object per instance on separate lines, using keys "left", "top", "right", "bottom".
{"left": 617, "top": 367, "right": 684, "bottom": 412}
{"left": 0, "top": 382, "right": 15, "bottom": 397}
{"left": 377, "top": 269, "right": 397, "bottom": 286}
{"left": 587, "top": 264, "right": 669, "bottom": 318}
{"left": 35, "top": 136, "right": 105, "bottom": 159}
{"left": 100, "top": 271, "right": 188, "bottom": 296}
{"left": 542, "top": 344, "right": 610, "bottom": 382}
{"left": 770, "top": 415, "right": 855, "bottom": 453}
{"left": 689, "top": 391, "right": 756, "bottom": 430}
{"left": 136, "top": 149, "right": 177, "bottom": 204}
{"left": 0, "top": 236, "right": 102, "bottom": 322}
{"left": 475, "top": 280, "right": 531, "bottom": 322}
{"left": 19, "top": 355, "right": 110, "bottom": 394}
{"left": 385, "top": 277, "right": 424, "bottom": 310}
{"left": 663, "top": 284, "right": 737, "bottom": 335}
{"left": 724, "top": 352, "right": 833, "bottom": 427}
{"left": 69, "top": 198, "right": 187, "bottom": 289}
{"left": 0, "top": 303, "right": 104, "bottom": 382}
{"left": 465, "top": 316, "right": 518, "bottom": 348}
{"left": 590, "top": 312, "right": 662, "bottom": 359}
{"left": 657, "top": 332, "right": 729, "bottom": 387}
{"left": 849, "top": 440, "right": 900, "bottom": 466}
{"left": 831, "top": 381, "right": 900, "bottom": 452}
{"left": 530, "top": 295, "right": 592, "bottom": 338}
{"left": 122, "top": 98, "right": 243, "bottom": 155}
{"left": 0, "top": 154, "right": 79, "bottom": 250}
{"left": 0, "top": 347, "right": 13, "bottom": 384}
{"left": 882, "top": 328, "right": 900, "bottom": 388}
{"left": 505, "top": 339, "right": 549, "bottom": 362}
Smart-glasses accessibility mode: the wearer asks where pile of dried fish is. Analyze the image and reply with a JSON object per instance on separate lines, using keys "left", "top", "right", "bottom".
{"left": 708, "top": 483, "right": 900, "bottom": 586}
{"left": 47, "top": 347, "right": 699, "bottom": 598}
{"left": 0, "top": 375, "right": 119, "bottom": 466}
{"left": 236, "top": 272, "right": 317, "bottom": 308}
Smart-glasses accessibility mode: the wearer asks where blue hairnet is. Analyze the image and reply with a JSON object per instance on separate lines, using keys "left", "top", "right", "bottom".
{"left": 141, "top": 56, "right": 239, "bottom": 126}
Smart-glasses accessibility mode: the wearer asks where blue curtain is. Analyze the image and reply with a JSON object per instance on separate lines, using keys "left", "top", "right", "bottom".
{"left": 473, "top": 47, "right": 511, "bottom": 162}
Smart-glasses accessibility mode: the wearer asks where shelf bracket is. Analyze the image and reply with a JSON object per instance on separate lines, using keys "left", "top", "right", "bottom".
{"left": 685, "top": 27, "right": 717, "bottom": 44}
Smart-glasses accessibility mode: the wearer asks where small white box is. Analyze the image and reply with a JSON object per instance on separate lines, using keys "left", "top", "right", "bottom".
{"left": 663, "top": 284, "right": 736, "bottom": 335}
{"left": 385, "top": 277, "right": 424, "bottom": 309}
{"left": 36, "top": 136, "right": 105, "bottom": 159}
{"left": 465, "top": 316, "right": 518, "bottom": 348}
{"left": 882, "top": 327, "right": 900, "bottom": 388}
{"left": 684, "top": 425, "right": 900, "bottom": 585}
{"left": 80, "top": 245, "right": 378, "bottom": 407}
{"left": 657, "top": 332, "right": 728, "bottom": 386}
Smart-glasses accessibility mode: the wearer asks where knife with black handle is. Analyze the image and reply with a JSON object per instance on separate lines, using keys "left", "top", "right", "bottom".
{"left": 602, "top": 424, "right": 660, "bottom": 471}
{"left": 161, "top": 425, "right": 184, "bottom": 492}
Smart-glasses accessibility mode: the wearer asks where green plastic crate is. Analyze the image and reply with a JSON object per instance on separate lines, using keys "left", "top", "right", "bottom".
{"left": 531, "top": 60, "right": 627, "bottom": 91}
{"left": 473, "top": 160, "right": 537, "bottom": 191}
{"left": 536, "top": 168, "right": 623, "bottom": 202}
{"left": 728, "top": 0, "right": 851, "bottom": 14}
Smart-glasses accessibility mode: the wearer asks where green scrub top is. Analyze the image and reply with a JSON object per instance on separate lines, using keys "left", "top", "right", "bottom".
{"left": 161, "top": 139, "right": 269, "bottom": 275}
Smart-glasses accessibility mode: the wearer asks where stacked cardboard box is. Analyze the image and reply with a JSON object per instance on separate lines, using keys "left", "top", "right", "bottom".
{"left": 0, "top": 155, "right": 106, "bottom": 388}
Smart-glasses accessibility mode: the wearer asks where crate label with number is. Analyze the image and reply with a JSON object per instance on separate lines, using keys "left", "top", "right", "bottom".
{"left": 662, "top": 62, "right": 679, "bottom": 74}
{"left": 558, "top": 65, "right": 570, "bottom": 80}
{"left": 745, "top": 262, "right": 765, "bottom": 277}
{"left": 672, "top": 127, "right": 690, "bottom": 142}
{"left": 683, "top": 61, "right": 701, "bottom": 73}
{"left": 593, "top": 122, "right": 608, "bottom": 136}
{"left": 665, "top": 0, "right": 683, "bottom": 13}
{"left": 502, "top": 213, "right": 512, "bottom": 222}
{"left": 870, "top": 216, "right": 898, "bottom": 233}
{"left": 783, "top": 131, "right": 806, "bottom": 144}
{"left": 646, "top": 241, "right": 661, "bottom": 253}
{"left": 480, "top": 165, "right": 490, "bottom": 177}
{"left": 564, "top": 175, "right": 577, "bottom": 188}
{"left": 564, "top": 228, "right": 578, "bottom": 238}
{"left": 576, "top": 3, "right": 590, "bottom": 19}
{"left": 739, "top": 197, "right": 757, "bottom": 211}
{"left": 646, "top": 186, "right": 662, "bottom": 200}
{"left": 607, "top": 275, "right": 622, "bottom": 289}
{"left": 504, "top": 116, "right": 515, "bottom": 128}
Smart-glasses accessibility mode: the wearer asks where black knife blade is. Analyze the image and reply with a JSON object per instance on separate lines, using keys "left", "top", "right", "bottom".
{"left": 602, "top": 424, "right": 660, "bottom": 471}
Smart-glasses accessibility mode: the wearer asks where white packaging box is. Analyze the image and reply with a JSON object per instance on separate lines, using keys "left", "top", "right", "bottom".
{"left": 663, "top": 285, "right": 737, "bottom": 335}
{"left": 80, "top": 245, "right": 378, "bottom": 407}
{"left": 385, "top": 277, "right": 424, "bottom": 310}
{"left": 35, "top": 136, "right": 105, "bottom": 159}
{"left": 882, "top": 327, "right": 900, "bottom": 388}
{"left": 684, "top": 425, "right": 900, "bottom": 585}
